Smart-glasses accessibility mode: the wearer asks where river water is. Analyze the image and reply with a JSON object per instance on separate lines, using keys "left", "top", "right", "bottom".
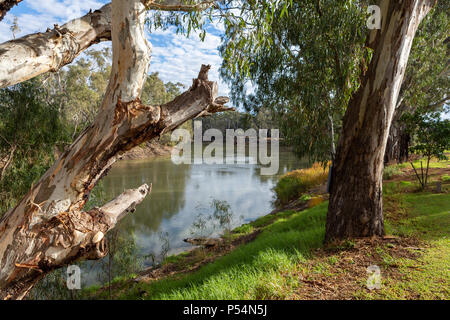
{"left": 81, "top": 145, "right": 308, "bottom": 286}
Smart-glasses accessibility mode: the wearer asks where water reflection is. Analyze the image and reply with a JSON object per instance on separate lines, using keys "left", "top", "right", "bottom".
{"left": 83, "top": 145, "right": 308, "bottom": 286}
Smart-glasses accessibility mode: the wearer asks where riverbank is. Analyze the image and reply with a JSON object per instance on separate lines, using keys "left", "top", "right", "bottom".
{"left": 84, "top": 157, "right": 449, "bottom": 300}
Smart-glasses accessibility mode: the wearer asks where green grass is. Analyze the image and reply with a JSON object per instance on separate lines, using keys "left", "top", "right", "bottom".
{"left": 232, "top": 210, "right": 297, "bottom": 233}
{"left": 231, "top": 223, "right": 254, "bottom": 235}
{"left": 384, "top": 156, "right": 449, "bottom": 179}
{"left": 394, "top": 193, "right": 450, "bottom": 239}
{"left": 116, "top": 203, "right": 328, "bottom": 300}
{"left": 126, "top": 191, "right": 448, "bottom": 300}
{"left": 106, "top": 190, "right": 449, "bottom": 300}
{"left": 388, "top": 157, "right": 450, "bottom": 171}
{"left": 87, "top": 188, "right": 449, "bottom": 300}
{"left": 409, "top": 157, "right": 449, "bottom": 169}
{"left": 162, "top": 251, "right": 191, "bottom": 266}
{"left": 86, "top": 158, "right": 449, "bottom": 300}
{"left": 364, "top": 238, "right": 450, "bottom": 300}
{"left": 358, "top": 192, "right": 450, "bottom": 300}
{"left": 383, "top": 180, "right": 418, "bottom": 196}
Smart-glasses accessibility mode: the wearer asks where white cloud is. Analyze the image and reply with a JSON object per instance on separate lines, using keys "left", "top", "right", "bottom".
{"left": 147, "top": 23, "right": 230, "bottom": 97}
{"left": 26, "top": 0, "right": 105, "bottom": 21}
{"left": 0, "top": 0, "right": 231, "bottom": 99}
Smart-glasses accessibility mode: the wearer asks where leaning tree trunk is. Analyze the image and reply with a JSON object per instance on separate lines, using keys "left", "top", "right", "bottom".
{"left": 0, "top": 0, "right": 229, "bottom": 299}
{"left": 325, "top": 0, "right": 435, "bottom": 242}
{"left": 0, "top": 3, "right": 112, "bottom": 89}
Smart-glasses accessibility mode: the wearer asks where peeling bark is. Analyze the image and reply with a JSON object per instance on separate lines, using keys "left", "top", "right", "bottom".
{"left": 0, "top": 0, "right": 230, "bottom": 299}
{"left": 0, "top": 0, "right": 22, "bottom": 21}
{"left": 325, "top": 0, "right": 435, "bottom": 242}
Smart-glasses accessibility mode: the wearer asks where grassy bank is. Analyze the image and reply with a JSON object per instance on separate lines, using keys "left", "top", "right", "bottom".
{"left": 85, "top": 158, "right": 449, "bottom": 300}
{"left": 273, "top": 162, "right": 329, "bottom": 205}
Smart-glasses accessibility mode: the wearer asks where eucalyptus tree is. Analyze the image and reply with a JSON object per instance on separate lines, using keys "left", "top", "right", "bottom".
{"left": 222, "top": 0, "right": 438, "bottom": 241}
{"left": 0, "top": 0, "right": 290, "bottom": 299}
{"left": 220, "top": 0, "right": 369, "bottom": 162}
{"left": 221, "top": 0, "right": 448, "bottom": 166}
{"left": 325, "top": 0, "right": 436, "bottom": 241}
{"left": 385, "top": 2, "right": 449, "bottom": 164}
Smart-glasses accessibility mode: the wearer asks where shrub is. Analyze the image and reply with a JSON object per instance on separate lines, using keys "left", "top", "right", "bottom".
{"left": 299, "top": 194, "right": 312, "bottom": 202}
{"left": 383, "top": 165, "right": 403, "bottom": 180}
{"left": 274, "top": 162, "right": 329, "bottom": 205}
{"left": 403, "top": 111, "right": 450, "bottom": 189}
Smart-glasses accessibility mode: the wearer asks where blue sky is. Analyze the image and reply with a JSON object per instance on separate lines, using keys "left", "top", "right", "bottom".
{"left": 0, "top": 1, "right": 447, "bottom": 119}
{"left": 0, "top": 0, "right": 230, "bottom": 96}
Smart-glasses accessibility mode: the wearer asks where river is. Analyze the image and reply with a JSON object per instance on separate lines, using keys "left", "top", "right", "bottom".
{"left": 81, "top": 145, "right": 308, "bottom": 286}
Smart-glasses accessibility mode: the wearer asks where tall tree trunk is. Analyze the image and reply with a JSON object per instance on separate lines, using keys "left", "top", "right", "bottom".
{"left": 325, "top": 0, "right": 435, "bottom": 243}
{"left": 384, "top": 105, "right": 410, "bottom": 164}
{"left": 0, "top": 0, "right": 229, "bottom": 299}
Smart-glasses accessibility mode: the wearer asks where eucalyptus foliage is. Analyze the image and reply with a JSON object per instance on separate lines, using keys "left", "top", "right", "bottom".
{"left": 398, "top": 2, "right": 449, "bottom": 114}
{"left": 146, "top": 0, "right": 294, "bottom": 76}
{"left": 0, "top": 78, "right": 72, "bottom": 213}
{"left": 219, "top": 0, "right": 371, "bottom": 162}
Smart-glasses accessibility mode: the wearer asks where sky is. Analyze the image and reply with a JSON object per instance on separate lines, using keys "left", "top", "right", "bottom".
{"left": 0, "top": 1, "right": 448, "bottom": 119}
{"left": 0, "top": 0, "right": 231, "bottom": 97}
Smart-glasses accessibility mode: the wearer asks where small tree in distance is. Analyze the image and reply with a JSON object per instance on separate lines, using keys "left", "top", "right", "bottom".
{"left": 403, "top": 110, "right": 450, "bottom": 189}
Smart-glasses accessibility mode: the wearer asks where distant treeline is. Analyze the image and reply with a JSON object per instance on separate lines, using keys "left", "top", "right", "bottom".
{"left": 199, "top": 108, "right": 281, "bottom": 138}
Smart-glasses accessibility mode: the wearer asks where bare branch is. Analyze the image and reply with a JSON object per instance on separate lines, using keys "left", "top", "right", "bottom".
{"left": 0, "top": 0, "right": 218, "bottom": 88}
{"left": 0, "top": 4, "right": 111, "bottom": 88}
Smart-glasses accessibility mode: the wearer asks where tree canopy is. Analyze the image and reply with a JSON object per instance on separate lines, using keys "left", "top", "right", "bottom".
{"left": 219, "top": 0, "right": 370, "bottom": 162}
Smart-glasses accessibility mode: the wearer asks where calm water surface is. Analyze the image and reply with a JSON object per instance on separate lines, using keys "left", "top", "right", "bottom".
{"left": 83, "top": 146, "right": 308, "bottom": 285}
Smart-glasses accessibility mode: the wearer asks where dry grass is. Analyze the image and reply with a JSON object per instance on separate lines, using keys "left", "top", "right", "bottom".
{"left": 274, "top": 162, "right": 330, "bottom": 205}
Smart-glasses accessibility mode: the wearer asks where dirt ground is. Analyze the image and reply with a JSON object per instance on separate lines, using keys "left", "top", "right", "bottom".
{"left": 288, "top": 237, "right": 425, "bottom": 300}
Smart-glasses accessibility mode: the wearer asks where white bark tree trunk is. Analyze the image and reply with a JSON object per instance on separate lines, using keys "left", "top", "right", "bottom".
{"left": 0, "top": 0, "right": 229, "bottom": 299}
